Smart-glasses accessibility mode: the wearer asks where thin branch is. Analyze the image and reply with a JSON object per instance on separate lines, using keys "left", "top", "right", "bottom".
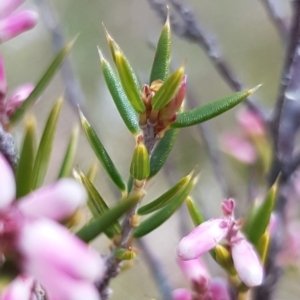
{"left": 147, "top": 0, "right": 264, "bottom": 120}
{"left": 259, "top": 0, "right": 290, "bottom": 42}
{"left": 271, "top": 1, "right": 300, "bottom": 157}
{"left": 35, "top": 0, "right": 86, "bottom": 113}
{"left": 136, "top": 239, "right": 173, "bottom": 300}
{"left": 186, "top": 90, "right": 229, "bottom": 198}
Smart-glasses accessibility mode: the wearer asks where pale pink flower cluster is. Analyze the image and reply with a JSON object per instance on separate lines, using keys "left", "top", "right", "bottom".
{"left": 173, "top": 257, "right": 230, "bottom": 300}
{"left": 177, "top": 199, "right": 263, "bottom": 288}
{"left": 0, "top": 0, "right": 38, "bottom": 43}
{"left": 221, "top": 109, "right": 266, "bottom": 164}
{"left": 0, "top": 154, "right": 104, "bottom": 300}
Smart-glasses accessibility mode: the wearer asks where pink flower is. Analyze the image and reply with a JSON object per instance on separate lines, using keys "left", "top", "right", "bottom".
{"left": 0, "top": 154, "right": 103, "bottom": 300}
{"left": 0, "top": 56, "right": 34, "bottom": 124}
{"left": 174, "top": 257, "right": 231, "bottom": 300}
{"left": 237, "top": 109, "right": 265, "bottom": 136}
{"left": 221, "top": 133, "right": 257, "bottom": 164}
{"left": 177, "top": 199, "right": 263, "bottom": 287}
{"left": 0, "top": 0, "right": 38, "bottom": 43}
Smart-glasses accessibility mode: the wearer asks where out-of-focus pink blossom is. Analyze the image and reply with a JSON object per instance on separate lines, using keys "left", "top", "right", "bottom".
{"left": 278, "top": 220, "right": 300, "bottom": 267}
{"left": 0, "top": 0, "right": 38, "bottom": 43}
{"left": 0, "top": 154, "right": 103, "bottom": 300}
{"left": 0, "top": 57, "right": 34, "bottom": 124}
{"left": 221, "top": 133, "right": 257, "bottom": 164}
{"left": 177, "top": 199, "right": 263, "bottom": 287}
{"left": 237, "top": 109, "right": 265, "bottom": 136}
{"left": 1, "top": 275, "right": 36, "bottom": 300}
{"left": 210, "top": 278, "right": 230, "bottom": 300}
{"left": 172, "top": 289, "right": 193, "bottom": 300}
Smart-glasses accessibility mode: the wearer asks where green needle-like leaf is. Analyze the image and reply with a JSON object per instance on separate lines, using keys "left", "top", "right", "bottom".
{"left": 86, "top": 162, "right": 99, "bottom": 182}
{"left": 149, "top": 13, "right": 171, "bottom": 83}
{"left": 10, "top": 40, "right": 76, "bottom": 124}
{"left": 79, "top": 110, "right": 127, "bottom": 193}
{"left": 133, "top": 177, "right": 196, "bottom": 238}
{"left": 79, "top": 171, "right": 121, "bottom": 238}
{"left": 138, "top": 170, "right": 193, "bottom": 215}
{"left": 115, "top": 51, "right": 145, "bottom": 114}
{"left": 31, "top": 98, "right": 63, "bottom": 189}
{"left": 99, "top": 50, "right": 140, "bottom": 135}
{"left": 149, "top": 128, "right": 178, "bottom": 178}
{"left": 171, "top": 86, "right": 261, "bottom": 128}
{"left": 16, "top": 116, "right": 36, "bottom": 198}
{"left": 58, "top": 127, "right": 79, "bottom": 179}
{"left": 186, "top": 196, "right": 205, "bottom": 226}
{"left": 244, "top": 180, "right": 277, "bottom": 246}
{"left": 151, "top": 66, "right": 184, "bottom": 111}
{"left": 77, "top": 193, "right": 141, "bottom": 242}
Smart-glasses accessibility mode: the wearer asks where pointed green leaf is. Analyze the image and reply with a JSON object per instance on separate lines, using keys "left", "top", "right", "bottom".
{"left": 114, "top": 51, "right": 145, "bottom": 114}
{"left": 10, "top": 40, "right": 76, "bottom": 124}
{"left": 86, "top": 162, "right": 99, "bottom": 182}
{"left": 149, "top": 128, "right": 178, "bottom": 177}
{"left": 16, "top": 116, "right": 36, "bottom": 198}
{"left": 79, "top": 110, "right": 127, "bottom": 193}
{"left": 138, "top": 170, "right": 193, "bottom": 215}
{"left": 76, "top": 193, "right": 141, "bottom": 242}
{"left": 151, "top": 67, "right": 184, "bottom": 111}
{"left": 99, "top": 50, "right": 140, "bottom": 135}
{"left": 58, "top": 127, "right": 79, "bottom": 178}
{"left": 133, "top": 177, "right": 196, "bottom": 238}
{"left": 185, "top": 196, "right": 205, "bottom": 226}
{"left": 130, "top": 141, "right": 150, "bottom": 180}
{"left": 171, "top": 86, "right": 261, "bottom": 128}
{"left": 79, "top": 171, "right": 121, "bottom": 238}
{"left": 244, "top": 181, "right": 277, "bottom": 246}
{"left": 31, "top": 98, "right": 63, "bottom": 189}
{"left": 150, "top": 13, "right": 171, "bottom": 83}
{"left": 114, "top": 248, "right": 136, "bottom": 260}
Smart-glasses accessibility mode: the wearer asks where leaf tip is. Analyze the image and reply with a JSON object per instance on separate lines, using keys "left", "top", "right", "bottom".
{"left": 248, "top": 84, "right": 262, "bottom": 96}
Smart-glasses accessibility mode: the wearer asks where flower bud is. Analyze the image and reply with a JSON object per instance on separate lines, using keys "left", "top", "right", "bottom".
{"left": 177, "top": 218, "right": 229, "bottom": 260}
{"left": 231, "top": 237, "right": 263, "bottom": 287}
{"left": 0, "top": 10, "right": 38, "bottom": 43}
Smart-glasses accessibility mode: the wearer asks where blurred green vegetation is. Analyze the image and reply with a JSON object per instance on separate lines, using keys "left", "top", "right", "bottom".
{"left": 1, "top": 0, "right": 297, "bottom": 299}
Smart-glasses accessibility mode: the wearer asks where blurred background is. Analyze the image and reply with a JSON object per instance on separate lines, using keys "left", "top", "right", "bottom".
{"left": 1, "top": 0, "right": 298, "bottom": 299}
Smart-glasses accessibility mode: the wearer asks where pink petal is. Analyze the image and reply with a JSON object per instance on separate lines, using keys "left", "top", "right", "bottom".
{"left": 172, "top": 289, "right": 192, "bottom": 300}
{"left": 221, "top": 199, "right": 235, "bottom": 216}
{"left": 0, "top": 0, "right": 25, "bottom": 20}
{"left": 6, "top": 84, "right": 34, "bottom": 117}
{"left": 17, "top": 178, "right": 86, "bottom": 221}
{"left": 221, "top": 133, "right": 257, "bottom": 164}
{"left": 178, "top": 258, "right": 210, "bottom": 283}
{"left": 33, "top": 266, "right": 100, "bottom": 300}
{"left": 0, "top": 153, "right": 15, "bottom": 210}
{"left": 237, "top": 109, "right": 265, "bottom": 136}
{"left": 0, "top": 10, "right": 38, "bottom": 42}
{"left": 177, "top": 218, "right": 229, "bottom": 260}
{"left": 18, "top": 219, "right": 104, "bottom": 282}
{"left": 1, "top": 275, "right": 35, "bottom": 300}
{"left": 209, "top": 278, "right": 230, "bottom": 300}
{"left": 0, "top": 56, "right": 7, "bottom": 107}
{"left": 231, "top": 238, "right": 263, "bottom": 287}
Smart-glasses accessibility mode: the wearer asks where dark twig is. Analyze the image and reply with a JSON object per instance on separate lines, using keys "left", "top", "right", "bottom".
{"left": 147, "top": 0, "right": 264, "bottom": 120}
{"left": 271, "top": 1, "right": 300, "bottom": 159}
{"left": 0, "top": 125, "right": 17, "bottom": 169}
{"left": 35, "top": 0, "right": 86, "bottom": 113}
{"left": 259, "top": 0, "right": 290, "bottom": 42}
{"left": 136, "top": 239, "right": 173, "bottom": 300}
